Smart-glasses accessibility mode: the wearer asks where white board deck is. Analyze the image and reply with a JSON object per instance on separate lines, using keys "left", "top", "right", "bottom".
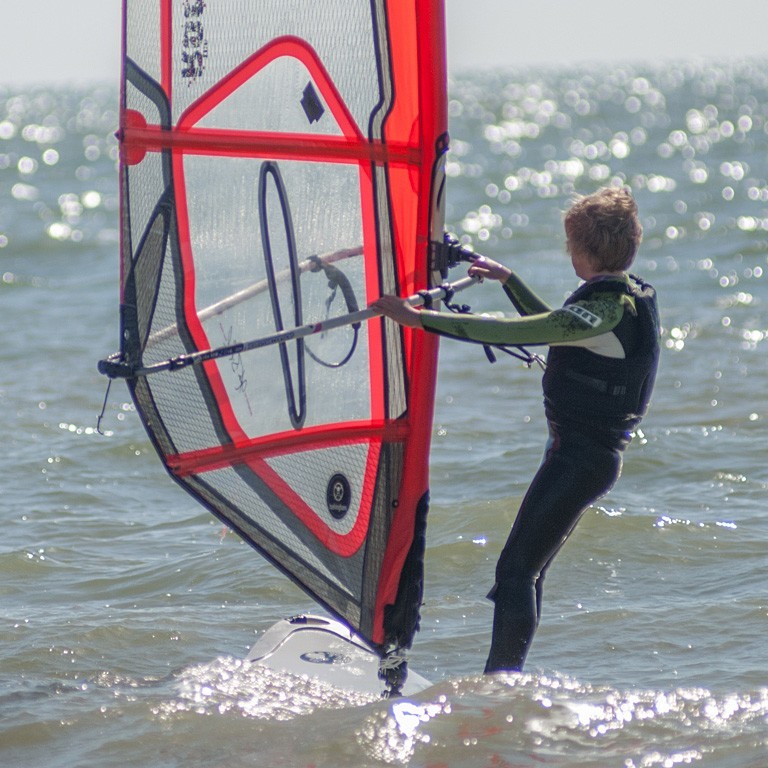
{"left": 246, "top": 614, "right": 431, "bottom": 697}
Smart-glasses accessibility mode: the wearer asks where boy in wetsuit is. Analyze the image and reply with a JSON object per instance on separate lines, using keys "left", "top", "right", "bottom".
{"left": 371, "top": 187, "right": 660, "bottom": 673}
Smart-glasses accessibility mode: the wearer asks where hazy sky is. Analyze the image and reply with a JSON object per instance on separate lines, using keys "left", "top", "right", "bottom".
{"left": 2, "top": 0, "right": 766, "bottom": 86}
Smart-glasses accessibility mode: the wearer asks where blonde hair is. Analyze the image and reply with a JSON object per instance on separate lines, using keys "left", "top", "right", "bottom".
{"left": 564, "top": 187, "right": 642, "bottom": 272}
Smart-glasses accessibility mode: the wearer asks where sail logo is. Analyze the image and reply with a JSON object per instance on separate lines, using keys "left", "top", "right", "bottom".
{"left": 327, "top": 474, "right": 351, "bottom": 519}
{"left": 181, "top": 0, "right": 209, "bottom": 84}
{"left": 564, "top": 304, "right": 602, "bottom": 328}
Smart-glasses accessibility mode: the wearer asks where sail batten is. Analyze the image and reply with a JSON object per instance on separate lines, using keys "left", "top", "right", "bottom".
{"left": 113, "top": 0, "right": 448, "bottom": 652}
{"left": 122, "top": 124, "right": 422, "bottom": 165}
{"left": 168, "top": 420, "right": 410, "bottom": 477}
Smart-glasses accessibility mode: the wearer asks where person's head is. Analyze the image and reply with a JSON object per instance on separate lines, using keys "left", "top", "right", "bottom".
{"left": 564, "top": 187, "right": 642, "bottom": 276}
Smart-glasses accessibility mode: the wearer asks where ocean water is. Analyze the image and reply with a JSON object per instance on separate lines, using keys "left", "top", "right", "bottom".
{"left": 2, "top": 59, "right": 768, "bottom": 767}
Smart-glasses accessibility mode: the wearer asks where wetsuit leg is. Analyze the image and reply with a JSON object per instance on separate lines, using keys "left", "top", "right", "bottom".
{"left": 484, "top": 431, "right": 621, "bottom": 673}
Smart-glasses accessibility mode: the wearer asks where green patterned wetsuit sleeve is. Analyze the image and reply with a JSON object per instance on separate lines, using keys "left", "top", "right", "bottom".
{"left": 501, "top": 271, "right": 553, "bottom": 315}
{"left": 420, "top": 291, "right": 632, "bottom": 346}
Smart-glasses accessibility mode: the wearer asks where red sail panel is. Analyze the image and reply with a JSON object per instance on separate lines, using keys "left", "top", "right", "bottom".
{"left": 117, "top": 0, "right": 447, "bottom": 651}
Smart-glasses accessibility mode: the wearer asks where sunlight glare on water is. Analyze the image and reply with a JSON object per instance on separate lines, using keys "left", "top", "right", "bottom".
{"left": 156, "top": 657, "right": 377, "bottom": 720}
{"left": 2, "top": 54, "right": 768, "bottom": 768}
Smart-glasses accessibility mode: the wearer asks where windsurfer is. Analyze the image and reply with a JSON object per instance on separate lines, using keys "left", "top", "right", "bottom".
{"left": 370, "top": 187, "right": 660, "bottom": 673}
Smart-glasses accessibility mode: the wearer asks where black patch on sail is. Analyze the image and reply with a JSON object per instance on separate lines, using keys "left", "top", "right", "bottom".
{"left": 326, "top": 474, "right": 351, "bottom": 519}
{"left": 383, "top": 491, "right": 429, "bottom": 648}
{"left": 301, "top": 82, "right": 325, "bottom": 124}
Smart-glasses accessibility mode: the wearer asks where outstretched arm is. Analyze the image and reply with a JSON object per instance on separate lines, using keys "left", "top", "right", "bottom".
{"left": 419, "top": 291, "right": 628, "bottom": 347}
{"left": 369, "top": 294, "right": 422, "bottom": 328}
{"left": 370, "top": 254, "right": 556, "bottom": 334}
{"left": 502, "top": 272, "right": 553, "bottom": 315}
{"left": 467, "top": 255, "right": 511, "bottom": 283}
{"left": 468, "top": 255, "right": 552, "bottom": 315}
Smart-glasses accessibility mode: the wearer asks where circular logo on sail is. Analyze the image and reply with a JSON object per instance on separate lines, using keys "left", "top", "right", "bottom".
{"left": 327, "top": 474, "right": 351, "bottom": 519}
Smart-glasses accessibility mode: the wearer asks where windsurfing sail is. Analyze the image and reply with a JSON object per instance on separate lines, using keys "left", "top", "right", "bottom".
{"left": 103, "top": 0, "right": 448, "bottom": 663}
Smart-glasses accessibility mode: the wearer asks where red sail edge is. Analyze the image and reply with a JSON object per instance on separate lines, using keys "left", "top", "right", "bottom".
{"left": 371, "top": 0, "right": 448, "bottom": 647}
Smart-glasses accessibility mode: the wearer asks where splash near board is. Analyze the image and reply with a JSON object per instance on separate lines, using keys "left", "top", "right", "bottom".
{"left": 101, "top": 0, "right": 450, "bottom": 692}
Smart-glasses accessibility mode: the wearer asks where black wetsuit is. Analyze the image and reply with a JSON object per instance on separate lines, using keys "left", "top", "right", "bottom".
{"left": 419, "top": 272, "right": 660, "bottom": 672}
